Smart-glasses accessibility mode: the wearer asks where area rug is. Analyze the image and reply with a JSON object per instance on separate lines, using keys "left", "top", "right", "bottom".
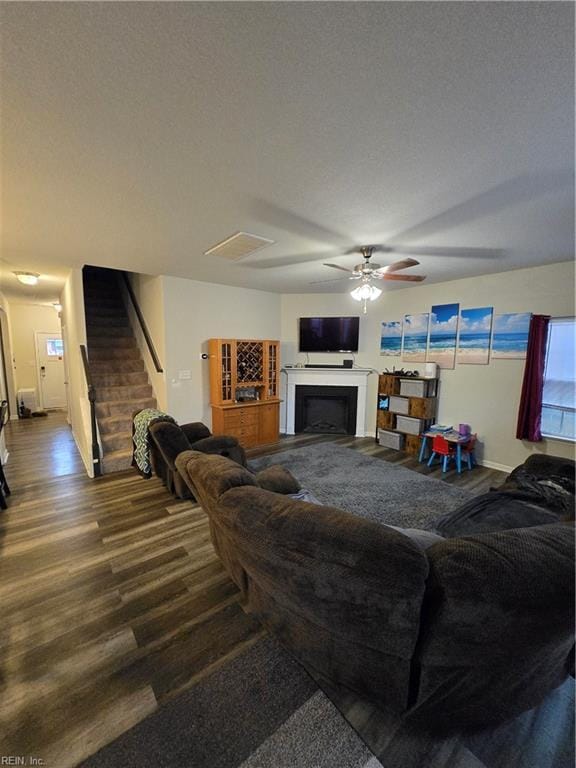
{"left": 249, "top": 442, "right": 472, "bottom": 529}
{"left": 81, "top": 635, "right": 382, "bottom": 768}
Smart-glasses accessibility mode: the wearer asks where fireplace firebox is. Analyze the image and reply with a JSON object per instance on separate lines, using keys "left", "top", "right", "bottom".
{"left": 294, "top": 385, "right": 357, "bottom": 435}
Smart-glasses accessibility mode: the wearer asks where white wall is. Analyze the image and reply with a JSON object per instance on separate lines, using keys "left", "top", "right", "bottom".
{"left": 0, "top": 291, "right": 15, "bottom": 464}
{"left": 281, "top": 261, "right": 575, "bottom": 472}
{"left": 0, "top": 290, "right": 16, "bottom": 420}
{"left": 9, "top": 303, "right": 61, "bottom": 395}
{"left": 163, "top": 277, "right": 281, "bottom": 425}
{"left": 125, "top": 273, "right": 168, "bottom": 411}
{"left": 60, "top": 269, "right": 95, "bottom": 477}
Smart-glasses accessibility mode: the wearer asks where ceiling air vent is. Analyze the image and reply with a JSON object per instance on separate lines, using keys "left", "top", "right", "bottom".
{"left": 203, "top": 231, "right": 275, "bottom": 261}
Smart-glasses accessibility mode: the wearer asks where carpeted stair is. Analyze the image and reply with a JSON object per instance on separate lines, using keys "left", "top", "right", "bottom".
{"left": 83, "top": 266, "right": 156, "bottom": 473}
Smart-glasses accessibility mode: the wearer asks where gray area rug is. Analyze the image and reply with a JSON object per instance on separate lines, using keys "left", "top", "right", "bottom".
{"left": 81, "top": 636, "right": 381, "bottom": 768}
{"left": 249, "top": 442, "right": 471, "bottom": 529}
{"left": 83, "top": 443, "right": 574, "bottom": 768}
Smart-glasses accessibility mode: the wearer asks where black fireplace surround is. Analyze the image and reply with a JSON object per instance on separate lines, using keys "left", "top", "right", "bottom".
{"left": 294, "top": 385, "right": 357, "bottom": 435}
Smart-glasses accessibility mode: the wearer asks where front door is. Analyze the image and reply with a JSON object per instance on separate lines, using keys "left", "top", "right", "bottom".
{"left": 35, "top": 332, "right": 66, "bottom": 409}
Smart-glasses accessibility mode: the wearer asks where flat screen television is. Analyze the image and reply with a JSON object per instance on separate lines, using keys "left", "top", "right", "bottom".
{"left": 299, "top": 316, "right": 360, "bottom": 353}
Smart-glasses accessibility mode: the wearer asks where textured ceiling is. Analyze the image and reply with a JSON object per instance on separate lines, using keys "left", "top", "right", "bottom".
{"left": 0, "top": 1, "right": 574, "bottom": 296}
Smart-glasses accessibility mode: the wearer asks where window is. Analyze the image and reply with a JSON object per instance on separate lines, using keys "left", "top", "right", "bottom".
{"left": 46, "top": 338, "right": 64, "bottom": 357}
{"left": 541, "top": 318, "right": 576, "bottom": 441}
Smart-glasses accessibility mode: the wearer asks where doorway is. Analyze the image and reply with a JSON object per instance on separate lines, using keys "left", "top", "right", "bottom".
{"left": 34, "top": 331, "right": 67, "bottom": 409}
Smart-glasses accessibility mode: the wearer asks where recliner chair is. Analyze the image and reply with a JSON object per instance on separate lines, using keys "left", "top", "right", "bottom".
{"left": 148, "top": 420, "right": 247, "bottom": 499}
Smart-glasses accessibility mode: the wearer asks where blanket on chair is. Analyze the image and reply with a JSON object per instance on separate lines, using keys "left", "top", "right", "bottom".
{"left": 132, "top": 408, "right": 176, "bottom": 477}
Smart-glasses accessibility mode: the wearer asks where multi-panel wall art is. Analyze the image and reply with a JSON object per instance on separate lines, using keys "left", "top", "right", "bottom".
{"left": 427, "top": 303, "right": 459, "bottom": 369}
{"left": 457, "top": 307, "right": 494, "bottom": 365}
{"left": 491, "top": 313, "right": 532, "bottom": 359}
{"left": 380, "top": 321, "right": 402, "bottom": 356}
{"left": 402, "top": 313, "right": 429, "bottom": 363}
{"left": 381, "top": 306, "right": 531, "bottom": 366}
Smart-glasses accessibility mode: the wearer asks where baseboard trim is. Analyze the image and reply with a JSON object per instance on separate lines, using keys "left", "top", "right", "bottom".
{"left": 477, "top": 459, "right": 513, "bottom": 474}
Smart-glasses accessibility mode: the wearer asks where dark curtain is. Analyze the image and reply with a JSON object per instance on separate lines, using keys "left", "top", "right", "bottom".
{"left": 516, "top": 314, "right": 550, "bottom": 441}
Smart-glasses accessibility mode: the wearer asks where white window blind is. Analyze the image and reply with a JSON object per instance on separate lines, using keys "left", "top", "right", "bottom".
{"left": 541, "top": 318, "right": 576, "bottom": 441}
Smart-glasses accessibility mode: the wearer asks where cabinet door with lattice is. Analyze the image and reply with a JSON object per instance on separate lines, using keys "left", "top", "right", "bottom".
{"left": 209, "top": 339, "right": 236, "bottom": 404}
{"left": 264, "top": 341, "right": 280, "bottom": 399}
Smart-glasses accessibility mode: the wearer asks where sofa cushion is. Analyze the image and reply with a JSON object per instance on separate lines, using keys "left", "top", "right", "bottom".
{"left": 191, "top": 435, "right": 248, "bottom": 467}
{"left": 255, "top": 465, "right": 301, "bottom": 495}
{"left": 180, "top": 421, "right": 212, "bottom": 443}
{"left": 411, "top": 523, "right": 575, "bottom": 730}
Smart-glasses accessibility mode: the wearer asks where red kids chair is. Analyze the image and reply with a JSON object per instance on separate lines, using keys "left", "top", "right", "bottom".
{"left": 427, "top": 434, "right": 457, "bottom": 473}
{"left": 460, "top": 433, "right": 477, "bottom": 470}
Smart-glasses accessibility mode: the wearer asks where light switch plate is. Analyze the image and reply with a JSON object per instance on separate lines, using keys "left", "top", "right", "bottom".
{"left": 178, "top": 370, "right": 191, "bottom": 380}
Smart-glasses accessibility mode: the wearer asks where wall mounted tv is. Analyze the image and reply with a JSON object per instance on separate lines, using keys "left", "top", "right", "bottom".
{"left": 299, "top": 316, "right": 360, "bottom": 353}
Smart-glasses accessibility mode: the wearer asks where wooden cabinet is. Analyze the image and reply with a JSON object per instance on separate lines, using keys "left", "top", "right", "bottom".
{"left": 376, "top": 374, "right": 438, "bottom": 456}
{"left": 209, "top": 338, "right": 281, "bottom": 448}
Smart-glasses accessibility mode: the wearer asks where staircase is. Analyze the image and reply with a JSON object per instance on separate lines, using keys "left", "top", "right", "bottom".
{"left": 83, "top": 267, "right": 156, "bottom": 473}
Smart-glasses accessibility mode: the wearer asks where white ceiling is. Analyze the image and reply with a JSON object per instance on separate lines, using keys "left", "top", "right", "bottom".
{"left": 1, "top": 2, "right": 573, "bottom": 297}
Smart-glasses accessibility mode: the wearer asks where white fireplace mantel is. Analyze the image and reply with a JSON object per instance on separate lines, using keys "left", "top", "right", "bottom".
{"left": 282, "top": 366, "right": 373, "bottom": 437}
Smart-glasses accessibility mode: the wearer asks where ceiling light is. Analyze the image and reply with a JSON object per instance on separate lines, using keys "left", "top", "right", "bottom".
{"left": 350, "top": 282, "right": 382, "bottom": 314}
{"left": 350, "top": 284, "right": 382, "bottom": 301}
{"left": 14, "top": 271, "right": 40, "bottom": 286}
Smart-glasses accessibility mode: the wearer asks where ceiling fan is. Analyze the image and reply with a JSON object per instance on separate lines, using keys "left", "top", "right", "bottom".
{"left": 309, "top": 245, "right": 426, "bottom": 313}
{"left": 312, "top": 245, "right": 427, "bottom": 285}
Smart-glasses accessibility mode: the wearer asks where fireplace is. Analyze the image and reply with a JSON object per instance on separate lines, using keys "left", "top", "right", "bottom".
{"left": 294, "top": 385, "right": 357, "bottom": 435}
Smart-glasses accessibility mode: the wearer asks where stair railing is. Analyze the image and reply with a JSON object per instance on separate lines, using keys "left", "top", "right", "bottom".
{"left": 80, "top": 344, "right": 102, "bottom": 478}
{"left": 120, "top": 273, "right": 164, "bottom": 373}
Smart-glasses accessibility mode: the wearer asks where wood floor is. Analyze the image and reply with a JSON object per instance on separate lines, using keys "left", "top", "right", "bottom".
{"left": 0, "top": 413, "right": 506, "bottom": 767}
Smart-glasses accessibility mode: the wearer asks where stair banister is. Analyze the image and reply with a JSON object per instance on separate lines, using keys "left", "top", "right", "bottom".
{"left": 120, "top": 273, "right": 164, "bottom": 373}
{"left": 80, "top": 344, "right": 103, "bottom": 478}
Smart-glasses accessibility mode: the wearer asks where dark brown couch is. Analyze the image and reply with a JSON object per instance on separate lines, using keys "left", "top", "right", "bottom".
{"left": 175, "top": 449, "right": 575, "bottom": 733}
{"left": 148, "top": 421, "right": 247, "bottom": 499}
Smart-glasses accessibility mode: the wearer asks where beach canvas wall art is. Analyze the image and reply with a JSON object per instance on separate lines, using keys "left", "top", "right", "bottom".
{"left": 402, "top": 313, "right": 429, "bottom": 363}
{"left": 380, "top": 320, "right": 402, "bottom": 356}
{"left": 427, "top": 303, "right": 459, "bottom": 369}
{"left": 491, "top": 312, "right": 532, "bottom": 359}
{"left": 457, "top": 307, "right": 493, "bottom": 364}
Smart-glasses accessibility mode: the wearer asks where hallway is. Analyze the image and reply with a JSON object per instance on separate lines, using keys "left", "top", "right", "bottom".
{"left": 3, "top": 410, "right": 85, "bottom": 487}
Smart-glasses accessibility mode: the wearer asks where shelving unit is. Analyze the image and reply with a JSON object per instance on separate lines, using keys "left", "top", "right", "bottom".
{"left": 376, "top": 374, "right": 438, "bottom": 456}
{"left": 209, "top": 338, "right": 281, "bottom": 448}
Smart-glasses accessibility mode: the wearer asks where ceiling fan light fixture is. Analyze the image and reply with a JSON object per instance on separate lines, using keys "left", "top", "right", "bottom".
{"left": 350, "top": 283, "right": 382, "bottom": 301}
{"left": 14, "top": 271, "right": 40, "bottom": 286}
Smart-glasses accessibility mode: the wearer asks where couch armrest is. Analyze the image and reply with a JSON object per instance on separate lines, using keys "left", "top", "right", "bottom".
{"left": 412, "top": 523, "right": 575, "bottom": 729}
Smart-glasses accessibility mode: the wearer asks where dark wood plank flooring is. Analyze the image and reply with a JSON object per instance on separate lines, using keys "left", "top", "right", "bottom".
{"left": 0, "top": 415, "right": 506, "bottom": 767}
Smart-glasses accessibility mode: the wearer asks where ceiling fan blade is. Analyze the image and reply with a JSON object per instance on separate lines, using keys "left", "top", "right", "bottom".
{"left": 376, "top": 257, "right": 420, "bottom": 274}
{"left": 386, "top": 246, "right": 503, "bottom": 259}
{"left": 248, "top": 251, "right": 337, "bottom": 269}
{"left": 323, "top": 263, "right": 354, "bottom": 273}
{"left": 309, "top": 277, "right": 352, "bottom": 284}
{"left": 382, "top": 273, "right": 427, "bottom": 282}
